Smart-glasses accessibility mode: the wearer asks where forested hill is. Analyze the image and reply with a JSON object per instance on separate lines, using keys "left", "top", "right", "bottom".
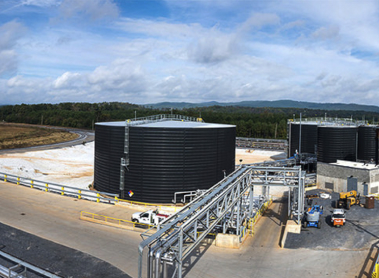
{"left": 1, "top": 102, "right": 379, "bottom": 140}
{"left": 148, "top": 100, "right": 379, "bottom": 113}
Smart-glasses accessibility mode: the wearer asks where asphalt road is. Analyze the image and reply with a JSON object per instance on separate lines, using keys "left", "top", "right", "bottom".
{"left": 0, "top": 183, "right": 371, "bottom": 278}
{"left": 0, "top": 222, "right": 130, "bottom": 278}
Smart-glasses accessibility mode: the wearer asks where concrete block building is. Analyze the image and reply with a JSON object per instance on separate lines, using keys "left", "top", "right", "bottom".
{"left": 317, "top": 160, "right": 379, "bottom": 195}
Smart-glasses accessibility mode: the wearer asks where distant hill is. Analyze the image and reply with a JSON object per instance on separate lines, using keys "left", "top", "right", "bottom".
{"left": 147, "top": 100, "right": 379, "bottom": 113}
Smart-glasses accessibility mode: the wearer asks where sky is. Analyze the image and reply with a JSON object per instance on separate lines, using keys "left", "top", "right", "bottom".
{"left": 1, "top": 0, "right": 379, "bottom": 106}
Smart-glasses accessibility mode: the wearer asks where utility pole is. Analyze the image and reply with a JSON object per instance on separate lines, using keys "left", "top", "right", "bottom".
{"left": 275, "top": 123, "right": 277, "bottom": 139}
{"left": 299, "top": 113, "right": 302, "bottom": 155}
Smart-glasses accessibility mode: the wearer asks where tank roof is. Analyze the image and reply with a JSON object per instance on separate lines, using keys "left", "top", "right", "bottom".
{"left": 96, "top": 121, "right": 126, "bottom": 127}
{"left": 96, "top": 120, "right": 235, "bottom": 128}
{"left": 332, "top": 160, "right": 379, "bottom": 170}
{"left": 318, "top": 125, "right": 358, "bottom": 128}
{"left": 137, "top": 121, "right": 235, "bottom": 128}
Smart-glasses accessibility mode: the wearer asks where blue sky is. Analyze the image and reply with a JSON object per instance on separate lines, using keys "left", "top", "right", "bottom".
{"left": 1, "top": 0, "right": 379, "bottom": 105}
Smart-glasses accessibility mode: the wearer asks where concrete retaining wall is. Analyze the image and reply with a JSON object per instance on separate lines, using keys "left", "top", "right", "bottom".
{"left": 281, "top": 220, "right": 301, "bottom": 248}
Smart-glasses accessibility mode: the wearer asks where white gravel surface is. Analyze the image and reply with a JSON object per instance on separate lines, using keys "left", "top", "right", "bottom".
{"left": 0, "top": 142, "right": 94, "bottom": 189}
{"left": 235, "top": 148, "right": 284, "bottom": 156}
{"left": 0, "top": 145, "right": 285, "bottom": 191}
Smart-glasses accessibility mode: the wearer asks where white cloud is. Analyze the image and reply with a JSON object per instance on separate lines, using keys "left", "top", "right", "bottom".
{"left": 312, "top": 26, "right": 340, "bottom": 40}
{"left": 58, "top": 0, "right": 119, "bottom": 21}
{"left": 53, "top": 71, "right": 82, "bottom": 88}
{"left": 21, "top": 0, "right": 59, "bottom": 7}
{"left": 115, "top": 18, "right": 204, "bottom": 38}
{"left": 0, "top": 20, "right": 27, "bottom": 76}
{"left": 187, "top": 32, "right": 237, "bottom": 64}
{"left": 239, "top": 13, "right": 280, "bottom": 32}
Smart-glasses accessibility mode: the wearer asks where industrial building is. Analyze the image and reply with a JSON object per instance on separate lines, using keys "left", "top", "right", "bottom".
{"left": 94, "top": 115, "right": 236, "bottom": 203}
{"left": 317, "top": 160, "right": 379, "bottom": 195}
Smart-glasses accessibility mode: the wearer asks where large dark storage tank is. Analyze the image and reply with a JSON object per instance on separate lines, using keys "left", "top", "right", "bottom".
{"left": 94, "top": 122, "right": 125, "bottom": 194}
{"left": 317, "top": 126, "right": 357, "bottom": 163}
{"left": 288, "top": 123, "right": 318, "bottom": 157}
{"left": 94, "top": 121, "right": 236, "bottom": 203}
{"left": 358, "top": 125, "right": 378, "bottom": 161}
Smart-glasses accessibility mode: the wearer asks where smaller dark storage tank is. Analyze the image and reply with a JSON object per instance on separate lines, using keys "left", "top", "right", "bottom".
{"left": 317, "top": 126, "right": 357, "bottom": 163}
{"left": 288, "top": 123, "right": 318, "bottom": 157}
{"left": 358, "top": 125, "right": 378, "bottom": 161}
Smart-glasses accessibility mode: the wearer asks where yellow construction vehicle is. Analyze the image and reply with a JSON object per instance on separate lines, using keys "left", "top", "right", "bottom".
{"left": 337, "top": 190, "right": 360, "bottom": 210}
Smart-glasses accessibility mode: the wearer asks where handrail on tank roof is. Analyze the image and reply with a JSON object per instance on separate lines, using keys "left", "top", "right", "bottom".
{"left": 288, "top": 117, "right": 368, "bottom": 127}
{"left": 125, "top": 114, "right": 203, "bottom": 126}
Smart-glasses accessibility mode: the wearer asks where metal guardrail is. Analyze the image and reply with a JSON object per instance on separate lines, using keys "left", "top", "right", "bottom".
{"left": 240, "top": 199, "right": 272, "bottom": 241}
{"left": 0, "top": 172, "right": 118, "bottom": 204}
{"left": 372, "top": 251, "right": 379, "bottom": 278}
{"left": 0, "top": 250, "right": 61, "bottom": 278}
{"left": 80, "top": 211, "right": 155, "bottom": 231}
{"left": 236, "top": 137, "right": 287, "bottom": 150}
{"left": 115, "top": 198, "right": 182, "bottom": 212}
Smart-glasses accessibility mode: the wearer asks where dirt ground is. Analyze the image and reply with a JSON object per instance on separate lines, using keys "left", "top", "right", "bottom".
{"left": 235, "top": 148, "right": 286, "bottom": 164}
{"left": 0, "top": 123, "right": 78, "bottom": 149}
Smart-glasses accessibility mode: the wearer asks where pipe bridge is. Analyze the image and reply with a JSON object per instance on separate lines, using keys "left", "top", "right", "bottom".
{"left": 138, "top": 164, "right": 305, "bottom": 278}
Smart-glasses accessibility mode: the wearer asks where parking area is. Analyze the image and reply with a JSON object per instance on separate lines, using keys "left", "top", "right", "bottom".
{"left": 286, "top": 189, "right": 379, "bottom": 250}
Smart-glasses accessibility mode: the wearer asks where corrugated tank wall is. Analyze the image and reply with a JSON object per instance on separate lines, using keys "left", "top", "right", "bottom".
{"left": 124, "top": 126, "right": 236, "bottom": 203}
{"left": 317, "top": 126, "right": 357, "bottom": 163}
{"left": 94, "top": 123, "right": 125, "bottom": 194}
{"left": 358, "top": 125, "right": 378, "bottom": 161}
{"left": 288, "top": 123, "right": 318, "bottom": 157}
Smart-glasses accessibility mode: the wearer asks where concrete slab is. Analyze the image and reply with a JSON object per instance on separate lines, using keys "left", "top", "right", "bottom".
{"left": 0, "top": 182, "right": 373, "bottom": 278}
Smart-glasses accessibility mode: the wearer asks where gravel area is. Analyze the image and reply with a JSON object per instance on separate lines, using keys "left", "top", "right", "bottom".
{"left": 0, "top": 222, "right": 130, "bottom": 278}
{"left": 285, "top": 189, "right": 379, "bottom": 250}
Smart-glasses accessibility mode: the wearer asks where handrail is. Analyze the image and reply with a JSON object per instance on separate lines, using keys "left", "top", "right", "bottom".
{"left": 246, "top": 199, "right": 272, "bottom": 237}
{"left": 126, "top": 114, "right": 203, "bottom": 126}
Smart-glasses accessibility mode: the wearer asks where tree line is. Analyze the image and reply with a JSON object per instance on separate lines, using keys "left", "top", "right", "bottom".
{"left": 1, "top": 102, "right": 379, "bottom": 140}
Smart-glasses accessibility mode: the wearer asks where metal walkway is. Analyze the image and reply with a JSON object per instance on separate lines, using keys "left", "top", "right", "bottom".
{"left": 138, "top": 162, "right": 305, "bottom": 278}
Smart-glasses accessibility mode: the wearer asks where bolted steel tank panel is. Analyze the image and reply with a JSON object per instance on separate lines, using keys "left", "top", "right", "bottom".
{"left": 317, "top": 126, "right": 357, "bottom": 163}
{"left": 358, "top": 125, "right": 378, "bottom": 161}
{"left": 94, "top": 123, "right": 125, "bottom": 194}
{"left": 288, "top": 123, "right": 318, "bottom": 157}
{"left": 125, "top": 124, "right": 236, "bottom": 203}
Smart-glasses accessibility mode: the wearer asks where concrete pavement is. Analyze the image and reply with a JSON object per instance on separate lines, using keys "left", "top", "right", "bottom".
{"left": 0, "top": 181, "right": 373, "bottom": 278}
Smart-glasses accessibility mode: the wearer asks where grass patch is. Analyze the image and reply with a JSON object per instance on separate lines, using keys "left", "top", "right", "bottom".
{"left": 0, "top": 123, "right": 79, "bottom": 150}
